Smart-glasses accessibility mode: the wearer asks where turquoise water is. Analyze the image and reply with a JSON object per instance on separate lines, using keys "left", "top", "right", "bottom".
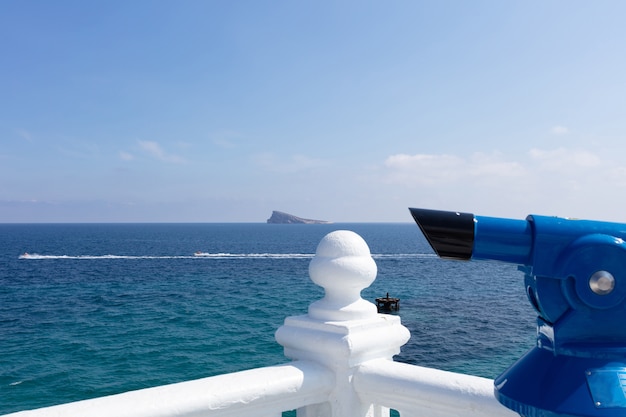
{"left": 0, "top": 223, "right": 536, "bottom": 414}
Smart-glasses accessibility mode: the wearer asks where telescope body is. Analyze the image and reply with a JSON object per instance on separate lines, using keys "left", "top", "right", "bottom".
{"left": 410, "top": 208, "right": 626, "bottom": 417}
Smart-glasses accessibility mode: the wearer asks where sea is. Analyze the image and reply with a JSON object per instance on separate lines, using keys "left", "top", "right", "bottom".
{"left": 0, "top": 223, "right": 537, "bottom": 415}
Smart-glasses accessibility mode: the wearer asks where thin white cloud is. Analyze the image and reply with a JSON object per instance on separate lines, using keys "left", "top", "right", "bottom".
{"left": 211, "top": 130, "right": 242, "bottom": 149}
{"left": 384, "top": 153, "right": 464, "bottom": 185}
{"left": 378, "top": 147, "right": 626, "bottom": 220}
{"left": 551, "top": 125, "right": 569, "bottom": 135}
{"left": 383, "top": 151, "right": 525, "bottom": 186}
{"left": 138, "top": 140, "right": 186, "bottom": 163}
{"left": 529, "top": 147, "right": 601, "bottom": 171}
{"left": 467, "top": 152, "right": 526, "bottom": 178}
{"left": 383, "top": 148, "right": 607, "bottom": 188}
{"left": 119, "top": 151, "right": 134, "bottom": 161}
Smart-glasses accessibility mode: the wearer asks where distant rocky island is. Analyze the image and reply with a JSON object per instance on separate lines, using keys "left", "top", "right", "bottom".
{"left": 266, "top": 211, "right": 332, "bottom": 224}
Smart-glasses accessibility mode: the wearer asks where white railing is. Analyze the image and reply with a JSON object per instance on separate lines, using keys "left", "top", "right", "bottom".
{"left": 5, "top": 361, "right": 334, "bottom": 417}
{"left": 354, "top": 359, "right": 515, "bottom": 417}
{"left": 3, "top": 230, "right": 517, "bottom": 417}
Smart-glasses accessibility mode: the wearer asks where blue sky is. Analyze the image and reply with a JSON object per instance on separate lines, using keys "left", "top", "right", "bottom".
{"left": 2, "top": 1, "right": 626, "bottom": 222}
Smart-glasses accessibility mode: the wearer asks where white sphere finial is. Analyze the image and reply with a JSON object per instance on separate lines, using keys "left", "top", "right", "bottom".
{"left": 308, "top": 230, "right": 378, "bottom": 321}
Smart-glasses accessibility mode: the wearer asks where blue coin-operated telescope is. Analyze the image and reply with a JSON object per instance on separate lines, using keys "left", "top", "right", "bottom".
{"left": 409, "top": 207, "right": 626, "bottom": 417}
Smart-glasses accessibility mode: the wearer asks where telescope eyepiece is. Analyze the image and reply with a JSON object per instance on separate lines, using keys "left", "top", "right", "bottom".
{"left": 409, "top": 208, "right": 474, "bottom": 260}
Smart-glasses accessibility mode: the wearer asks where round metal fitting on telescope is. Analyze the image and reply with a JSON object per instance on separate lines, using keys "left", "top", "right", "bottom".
{"left": 589, "top": 270, "right": 615, "bottom": 295}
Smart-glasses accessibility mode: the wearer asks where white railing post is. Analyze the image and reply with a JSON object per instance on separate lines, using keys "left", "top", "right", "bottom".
{"left": 275, "top": 230, "right": 411, "bottom": 417}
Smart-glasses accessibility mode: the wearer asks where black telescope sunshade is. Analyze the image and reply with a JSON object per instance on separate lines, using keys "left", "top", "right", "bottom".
{"left": 409, "top": 208, "right": 474, "bottom": 260}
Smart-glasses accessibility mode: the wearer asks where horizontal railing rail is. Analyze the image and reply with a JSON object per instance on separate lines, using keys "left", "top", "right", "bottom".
{"left": 354, "top": 359, "right": 517, "bottom": 417}
{"left": 4, "top": 361, "right": 334, "bottom": 417}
